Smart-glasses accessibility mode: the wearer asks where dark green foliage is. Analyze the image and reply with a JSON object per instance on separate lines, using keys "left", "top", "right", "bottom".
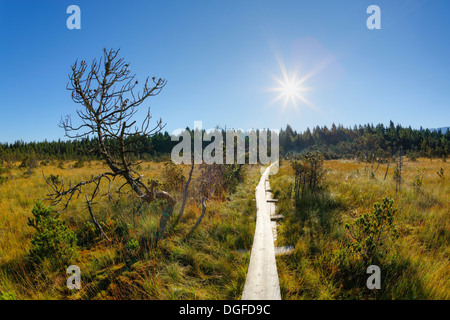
{"left": 27, "top": 201, "right": 79, "bottom": 266}
{"left": 407, "top": 151, "right": 418, "bottom": 162}
{"left": 73, "top": 160, "right": 85, "bottom": 168}
{"left": 77, "top": 217, "right": 131, "bottom": 247}
{"left": 19, "top": 155, "right": 38, "bottom": 170}
{"left": 1, "top": 121, "right": 448, "bottom": 161}
{"left": 125, "top": 238, "right": 140, "bottom": 256}
{"left": 279, "top": 121, "right": 449, "bottom": 159}
{"left": 345, "top": 197, "right": 399, "bottom": 264}
{"left": 78, "top": 221, "right": 98, "bottom": 246}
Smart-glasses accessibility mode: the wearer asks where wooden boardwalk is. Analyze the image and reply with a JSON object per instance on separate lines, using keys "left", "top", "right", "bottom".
{"left": 241, "top": 162, "right": 281, "bottom": 300}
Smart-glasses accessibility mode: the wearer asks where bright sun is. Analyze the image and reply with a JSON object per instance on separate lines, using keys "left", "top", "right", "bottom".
{"left": 268, "top": 62, "right": 314, "bottom": 111}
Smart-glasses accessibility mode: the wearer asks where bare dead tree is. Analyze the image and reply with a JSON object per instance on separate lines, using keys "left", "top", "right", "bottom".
{"left": 45, "top": 48, "right": 175, "bottom": 241}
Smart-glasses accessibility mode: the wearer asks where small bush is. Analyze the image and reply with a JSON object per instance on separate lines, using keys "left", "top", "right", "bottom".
{"left": 411, "top": 168, "right": 423, "bottom": 192}
{"left": 161, "top": 161, "right": 186, "bottom": 192}
{"left": 73, "top": 160, "right": 85, "bottom": 168}
{"left": 27, "top": 201, "right": 79, "bottom": 266}
{"left": 40, "top": 160, "right": 50, "bottom": 166}
{"left": 407, "top": 151, "right": 418, "bottom": 162}
{"left": 78, "top": 221, "right": 99, "bottom": 246}
{"left": 19, "top": 156, "right": 38, "bottom": 170}
{"left": 125, "top": 238, "right": 140, "bottom": 256}
{"left": 345, "top": 197, "right": 399, "bottom": 264}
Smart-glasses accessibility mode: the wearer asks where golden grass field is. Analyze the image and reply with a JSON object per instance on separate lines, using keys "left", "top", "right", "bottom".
{"left": 0, "top": 158, "right": 448, "bottom": 299}
{"left": 272, "top": 158, "right": 449, "bottom": 299}
{"left": 0, "top": 161, "right": 259, "bottom": 299}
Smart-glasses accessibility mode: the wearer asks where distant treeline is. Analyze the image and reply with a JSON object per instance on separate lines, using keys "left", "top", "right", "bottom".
{"left": 0, "top": 121, "right": 449, "bottom": 163}
{"left": 280, "top": 121, "right": 449, "bottom": 160}
{"left": 0, "top": 131, "right": 175, "bottom": 163}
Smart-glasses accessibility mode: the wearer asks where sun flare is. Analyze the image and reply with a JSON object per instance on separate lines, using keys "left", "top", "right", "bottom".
{"left": 267, "top": 61, "right": 314, "bottom": 112}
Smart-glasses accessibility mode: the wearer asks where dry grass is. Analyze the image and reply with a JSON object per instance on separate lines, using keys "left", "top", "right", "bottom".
{"left": 0, "top": 161, "right": 260, "bottom": 300}
{"left": 272, "top": 157, "right": 449, "bottom": 300}
{"left": 1, "top": 157, "right": 448, "bottom": 300}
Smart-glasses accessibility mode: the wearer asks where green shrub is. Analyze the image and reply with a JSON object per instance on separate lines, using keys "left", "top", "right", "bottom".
{"left": 40, "top": 160, "right": 50, "bottom": 166}
{"left": 345, "top": 197, "right": 399, "bottom": 264}
{"left": 125, "top": 238, "right": 140, "bottom": 256}
{"left": 73, "top": 160, "right": 85, "bottom": 168}
{"left": 27, "top": 201, "right": 79, "bottom": 266}
{"left": 19, "top": 155, "right": 38, "bottom": 170}
{"left": 78, "top": 221, "right": 98, "bottom": 246}
{"left": 411, "top": 168, "right": 423, "bottom": 192}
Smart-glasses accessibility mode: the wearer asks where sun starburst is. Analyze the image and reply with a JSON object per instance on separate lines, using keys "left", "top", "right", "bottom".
{"left": 267, "top": 60, "right": 315, "bottom": 112}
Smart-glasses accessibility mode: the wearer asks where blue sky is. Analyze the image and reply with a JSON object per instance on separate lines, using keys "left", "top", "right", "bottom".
{"left": 0, "top": 0, "right": 449, "bottom": 143}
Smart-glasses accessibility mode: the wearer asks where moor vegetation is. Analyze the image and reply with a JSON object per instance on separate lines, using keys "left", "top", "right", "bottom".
{"left": 0, "top": 160, "right": 259, "bottom": 299}
{"left": 271, "top": 154, "right": 449, "bottom": 299}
